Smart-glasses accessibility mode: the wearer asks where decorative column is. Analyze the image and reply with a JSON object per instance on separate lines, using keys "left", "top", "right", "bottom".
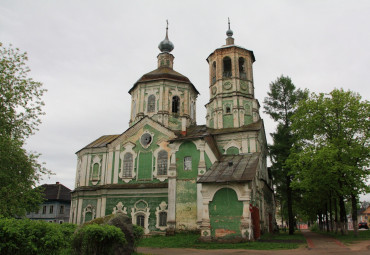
{"left": 197, "top": 143, "right": 206, "bottom": 226}
{"left": 167, "top": 144, "right": 178, "bottom": 235}
{"left": 200, "top": 201, "right": 211, "bottom": 241}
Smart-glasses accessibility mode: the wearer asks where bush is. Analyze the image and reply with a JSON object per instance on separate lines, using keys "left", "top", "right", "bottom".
{"left": 132, "top": 225, "right": 144, "bottom": 247}
{"left": 72, "top": 223, "right": 126, "bottom": 255}
{"left": 0, "top": 218, "right": 76, "bottom": 255}
{"left": 310, "top": 223, "right": 319, "bottom": 232}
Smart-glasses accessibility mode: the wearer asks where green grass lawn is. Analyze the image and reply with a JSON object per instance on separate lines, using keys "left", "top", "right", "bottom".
{"left": 138, "top": 231, "right": 305, "bottom": 250}
{"left": 316, "top": 229, "right": 370, "bottom": 244}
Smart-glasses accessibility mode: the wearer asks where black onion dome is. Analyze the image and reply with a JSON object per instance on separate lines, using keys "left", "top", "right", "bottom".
{"left": 158, "top": 21, "right": 174, "bottom": 53}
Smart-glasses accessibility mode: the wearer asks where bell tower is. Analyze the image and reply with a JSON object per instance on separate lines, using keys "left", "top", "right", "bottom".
{"left": 205, "top": 19, "right": 260, "bottom": 129}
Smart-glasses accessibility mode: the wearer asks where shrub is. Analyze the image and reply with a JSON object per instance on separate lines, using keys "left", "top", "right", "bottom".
{"left": 132, "top": 225, "right": 144, "bottom": 247}
{"left": 310, "top": 223, "right": 319, "bottom": 232}
{"left": 0, "top": 218, "right": 76, "bottom": 255}
{"left": 72, "top": 223, "right": 126, "bottom": 255}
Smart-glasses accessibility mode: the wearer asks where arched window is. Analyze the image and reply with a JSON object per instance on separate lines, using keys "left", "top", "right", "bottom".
{"left": 136, "top": 214, "right": 145, "bottom": 227}
{"left": 123, "top": 153, "right": 133, "bottom": 177}
{"left": 157, "top": 150, "right": 168, "bottom": 175}
{"left": 223, "top": 57, "right": 232, "bottom": 77}
{"left": 92, "top": 163, "right": 99, "bottom": 180}
{"left": 226, "top": 106, "right": 231, "bottom": 113}
{"left": 172, "top": 96, "right": 180, "bottom": 113}
{"left": 239, "top": 57, "right": 246, "bottom": 79}
{"left": 147, "top": 95, "right": 155, "bottom": 113}
{"left": 212, "top": 61, "right": 216, "bottom": 84}
{"left": 159, "top": 212, "right": 167, "bottom": 227}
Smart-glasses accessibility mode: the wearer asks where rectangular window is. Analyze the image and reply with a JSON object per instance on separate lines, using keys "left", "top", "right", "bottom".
{"left": 60, "top": 205, "right": 64, "bottom": 214}
{"left": 49, "top": 205, "right": 54, "bottom": 214}
{"left": 184, "top": 156, "right": 192, "bottom": 171}
{"left": 42, "top": 206, "right": 47, "bottom": 214}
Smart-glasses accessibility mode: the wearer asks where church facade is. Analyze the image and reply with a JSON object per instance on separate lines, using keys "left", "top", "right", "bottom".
{"left": 70, "top": 23, "right": 275, "bottom": 240}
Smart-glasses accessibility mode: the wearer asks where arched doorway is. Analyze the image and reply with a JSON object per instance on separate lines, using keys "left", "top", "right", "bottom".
{"left": 209, "top": 188, "right": 243, "bottom": 238}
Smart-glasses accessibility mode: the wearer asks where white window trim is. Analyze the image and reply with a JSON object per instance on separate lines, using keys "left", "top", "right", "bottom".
{"left": 90, "top": 155, "right": 102, "bottom": 185}
{"left": 155, "top": 201, "right": 168, "bottom": 231}
{"left": 119, "top": 142, "right": 137, "bottom": 183}
{"left": 131, "top": 200, "right": 150, "bottom": 234}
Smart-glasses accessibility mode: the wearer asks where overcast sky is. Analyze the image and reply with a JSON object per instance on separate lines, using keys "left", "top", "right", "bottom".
{"left": 1, "top": 0, "right": 369, "bottom": 200}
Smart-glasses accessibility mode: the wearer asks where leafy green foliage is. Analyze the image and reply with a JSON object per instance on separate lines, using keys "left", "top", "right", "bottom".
{"left": 0, "top": 43, "right": 46, "bottom": 141}
{"left": 0, "top": 218, "right": 76, "bottom": 255}
{"left": 263, "top": 75, "right": 308, "bottom": 235}
{"left": 288, "top": 88, "right": 370, "bottom": 233}
{"left": 0, "top": 43, "right": 49, "bottom": 217}
{"left": 132, "top": 225, "right": 144, "bottom": 248}
{"left": 72, "top": 223, "right": 126, "bottom": 255}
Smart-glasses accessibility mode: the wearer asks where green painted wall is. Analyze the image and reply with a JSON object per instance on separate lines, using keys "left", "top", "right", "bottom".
{"left": 81, "top": 199, "right": 98, "bottom": 223}
{"left": 205, "top": 153, "right": 212, "bottom": 171}
{"left": 175, "top": 141, "right": 199, "bottom": 229}
{"left": 209, "top": 188, "right": 243, "bottom": 238}
{"left": 176, "top": 141, "right": 199, "bottom": 179}
{"left": 226, "top": 147, "right": 239, "bottom": 155}
{"left": 223, "top": 114, "right": 233, "bottom": 128}
{"left": 176, "top": 180, "right": 197, "bottom": 229}
{"left": 105, "top": 195, "right": 168, "bottom": 232}
{"left": 138, "top": 152, "right": 152, "bottom": 180}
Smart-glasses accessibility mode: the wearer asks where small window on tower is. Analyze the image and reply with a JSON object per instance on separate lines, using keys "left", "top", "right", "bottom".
{"left": 212, "top": 61, "right": 216, "bottom": 84}
{"left": 172, "top": 96, "right": 180, "bottom": 113}
{"left": 239, "top": 57, "right": 246, "bottom": 79}
{"left": 223, "top": 57, "right": 232, "bottom": 77}
{"left": 147, "top": 95, "right": 155, "bottom": 113}
{"left": 226, "top": 106, "right": 231, "bottom": 113}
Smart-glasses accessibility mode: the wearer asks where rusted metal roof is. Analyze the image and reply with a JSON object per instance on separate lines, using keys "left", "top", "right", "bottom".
{"left": 78, "top": 134, "right": 120, "bottom": 152}
{"left": 198, "top": 152, "right": 260, "bottom": 183}
{"left": 172, "top": 119, "right": 262, "bottom": 142}
{"left": 128, "top": 67, "right": 199, "bottom": 95}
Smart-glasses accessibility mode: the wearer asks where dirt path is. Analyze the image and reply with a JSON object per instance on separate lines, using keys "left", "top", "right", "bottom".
{"left": 138, "top": 230, "right": 370, "bottom": 255}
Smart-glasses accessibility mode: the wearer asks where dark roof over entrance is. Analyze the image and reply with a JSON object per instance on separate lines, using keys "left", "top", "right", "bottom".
{"left": 198, "top": 152, "right": 260, "bottom": 183}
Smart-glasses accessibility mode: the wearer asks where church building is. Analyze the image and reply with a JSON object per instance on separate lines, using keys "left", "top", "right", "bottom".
{"left": 70, "top": 22, "right": 275, "bottom": 240}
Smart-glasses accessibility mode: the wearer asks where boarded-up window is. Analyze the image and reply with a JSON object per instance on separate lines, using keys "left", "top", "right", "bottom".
{"left": 60, "top": 205, "right": 64, "bottom": 214}
{"left": 92, "top": 163, "right": 99, "bottom": 180}
{"left": 157, "top": 150, "right": 168, "bottom": 175}
{"left": 147, "top": 95, "right": 155, "bottom": 113}
{"left": 137, "top": 214, "right": 145, "bottom": 227}
{"left": 172, "top": 96, "right": 180, "bottom": 113}
{"left": 123, "top": 153, "right": 133, "bottom": 177}
{"left": 159, "top": 212, "right": 167, "bottom": 226}
{"left": 184, "top": 156, "right": 192, "bottom": 171}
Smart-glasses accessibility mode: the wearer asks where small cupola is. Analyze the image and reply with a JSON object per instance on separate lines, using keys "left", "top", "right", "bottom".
{"left": 158, "top": 20, "right": 174, "bottom": 68}
{"left": 226, "top": 17, "right": 234, "bottom": 45}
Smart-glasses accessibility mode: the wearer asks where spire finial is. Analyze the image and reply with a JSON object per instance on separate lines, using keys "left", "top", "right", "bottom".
{"left": 158, "top": 20, "right": 174, "bottom": 53}
{"left": 226, "top": 17, "right": 233, "bottom": 37}
{"left": 166, "top": 20, "right": 169, "bottom": 39}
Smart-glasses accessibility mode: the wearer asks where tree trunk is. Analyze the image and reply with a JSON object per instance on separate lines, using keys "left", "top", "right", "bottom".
{"left": 318, "top": 211, "right": 323, "bottom": 231}
{"left": 329, "top": 195, "right": 333, "bottom": 232}
{"left": 334, "top": 197, "right": 338, "bottom": 233}
{"left": 286, "top": 175, "right": 294, "bottom": 235}
{"left": 338, "top": 195, "right": 347, "bottom": 235}
{"left": 325, "top": 203, "right": 330, "bottom": 232}
{"left": 351, "top": 194, "right": 358, "bottom": 237}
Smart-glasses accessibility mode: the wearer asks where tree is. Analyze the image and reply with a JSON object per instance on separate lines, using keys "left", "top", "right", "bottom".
{"left": 263, "top": 75, "right": 308, "bottom": 235}
{"left": 0, "top": 42, "right": 48, "bottom": 217}
{"left": 289, "top": 89, "right": 369, "bottom": 235}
